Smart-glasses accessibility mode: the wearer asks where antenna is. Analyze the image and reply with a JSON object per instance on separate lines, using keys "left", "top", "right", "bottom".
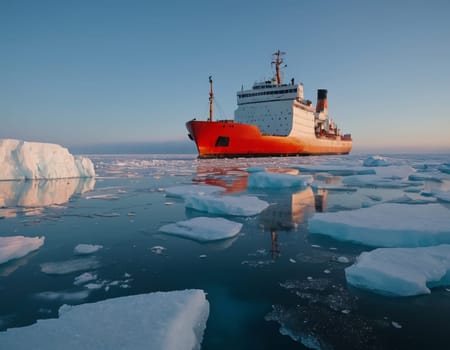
{"left": 208, "top": 76, "right": 213, "bottom": 122}
{"left": 271, "top": 50, "right": 286, "bottom": 86}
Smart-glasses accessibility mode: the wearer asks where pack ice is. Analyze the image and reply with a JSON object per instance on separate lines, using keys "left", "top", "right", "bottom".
{"left": 308, "top": 203, "right": 450, "bottom": 247}
{"left": 0, "top": 289, "right": 209, "bottom": 350}
{"left": 0, "top": 139, "right": 95, "bottom": 180}
{"left": 346, "top": 245, "right": 450, "bottom": 296}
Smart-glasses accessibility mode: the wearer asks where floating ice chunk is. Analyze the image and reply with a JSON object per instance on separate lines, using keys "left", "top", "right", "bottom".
{"left": 374, "top": 165, "right": 415, "bottom": 180}
{"left": 0, "top": 139, "right": 95, "bottom": 180}
{"left": 35, "top": 290, "right": 90, "bottom": 302}
{"left": 308, "top": 203, "right": 450, "bottom": 247}
{"left": 150, "top": 246, "right": 166, "bottom": 255}
{"left": 247, "top": 171, "right": 313, "bottom": 188}
{"left": 74, "top": 244, "right": 103, "bottom": 255}
{"left": 345, "top": 245, "right": 450, "bottom": 296}
{"left": 185, "top": 194, "right": 269, "bottom": 216}
{"left": 363, "top": 155, "right": 391, "bottom": 167}
{"left": 438, "top": 164, "right": 450, "bottom": 174}
{"left": 74, "top": 272, "right": 97, "bottom": 286}
{"left": 432, "top": 190, "right": 450, "bottom": 203}
{"left": 41, "top": 257, "right": 101, "bottom": 275}
{"left": 165, "top": 184, "right": 224, "bottom": 199}
{"left": 408, "top": 173, "right": 443, "bottom": 183}
{"left": 342, "top": 175, "right": 412, "bottom": 188}
{"left": 0, "top": 290, "right": 209, "bottom": 350}
{"left": 159, "top": 217, "right": 242, "bottom": 242}
{"left": 0, "top": 236, "right": 45, "bottom": 265}
{"left": 293, "top": 165, "right": 375, "bottom": 176}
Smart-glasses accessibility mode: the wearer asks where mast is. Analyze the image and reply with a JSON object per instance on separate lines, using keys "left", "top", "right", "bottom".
{"left": 209, "top": 76, "right": 213, "bottom": 122}
{"left": 272, "top": 50, "right": 286, "bottom": 86}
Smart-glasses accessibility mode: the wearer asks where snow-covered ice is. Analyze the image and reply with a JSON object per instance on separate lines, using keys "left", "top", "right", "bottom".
{"left": 308, "top": 203, "right": 450, "bottom": 247}
{"left": 74, "top": 244, "right": 103, "bottom": 255}
{"left": 185, "top": 194, "right": 269, "bottom": 216}
{"left": 165, "top": 184, "right": 224, "bottom": 199}
{"left": 247, "top": 171, "right": 313, "bottom": 188}
{"left": 0, "top": 290, "right": 209, "bottom": 350}
{"left": 0, "top": 139, "right": 95, "bottom": 180}
{"left": 41, "top": 257, "right": 101, "bottom": 275}
{"left": 0, "top": 236, "right": 45, "bottom": 265}
{"left": 159, "top": 217, "right": 243, "bottom": 242}
{"left": 346, "top": 245, "right": 450, "bottom": 296}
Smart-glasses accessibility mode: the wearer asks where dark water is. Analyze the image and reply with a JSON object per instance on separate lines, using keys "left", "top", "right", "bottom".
{"left": 1, "top": 153, "right": 450, "bottom": 349}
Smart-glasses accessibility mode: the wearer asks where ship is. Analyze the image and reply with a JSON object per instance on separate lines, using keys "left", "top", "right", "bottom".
{"left": 186, "top": 51, "right": 352, "bottom": 158}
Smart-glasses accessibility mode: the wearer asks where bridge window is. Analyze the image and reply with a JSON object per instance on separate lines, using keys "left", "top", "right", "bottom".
{"left": 215, "top": 136, "right": 229, "bottom": 147}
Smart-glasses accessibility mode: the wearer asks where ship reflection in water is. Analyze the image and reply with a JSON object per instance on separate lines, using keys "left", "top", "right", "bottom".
{"left": 193, "top": 165, "right": 328, "bottom": 258}
{"left": 0, "top": 178, "right": 95, "bottom": 218}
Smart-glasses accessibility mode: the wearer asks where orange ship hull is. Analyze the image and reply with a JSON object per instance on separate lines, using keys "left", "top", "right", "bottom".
{"left": 186, "top": 120, "right": 352, "bottom": 158}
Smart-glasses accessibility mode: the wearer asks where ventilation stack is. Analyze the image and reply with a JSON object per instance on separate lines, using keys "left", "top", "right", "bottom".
{"left": 316, "top": 89, "right": 328, "bottom": 113}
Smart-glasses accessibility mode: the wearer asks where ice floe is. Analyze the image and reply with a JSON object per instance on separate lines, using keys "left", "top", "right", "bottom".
{"left": 35, "top": 290, "right": 90, "bottom": 302}
{"left": 308, "top": 203, "right": 450, "bottom": 247}
{"left": 74, "top": 244, "right": 103, "bottom": 255}
{"left": 346, "top": 244, "right": 450, "bottom": 296}
{"left": 0, "top": 236, "right": 45, "bottom": 265}
{"left": 432, "top": 189, "right": 450, "bottom": 202}
{"left": 41, "top": 257, "right": 101, "bottom": 275}
{"left": 0, "top": 290, "right": 209, "bottom": 350}
{"left": 159, "top": 217, "right": 242, "bottom": 242}
{"left": 73, "top": 272, "right": 98, "bottom": 286}
{"left": 0, "top": 139, "right": 95, "bottom": 180}
{"left": 363, "top": 155, "right": 392, "bottom": 167}
{"left": 185, "top": 194, "right": 269, "bottom": 216}
{"left": 165, "top": 184, "right": 224, "bottom": 199}
{"left": 247, "top": 171, "right": 313, "bottom": 188}
{"left": 292, "top": 165, "right": 375, "bottom": 176}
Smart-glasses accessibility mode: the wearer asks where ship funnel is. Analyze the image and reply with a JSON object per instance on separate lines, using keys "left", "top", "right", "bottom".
{"left": 316, "top": 89, "right": 328, "bottom": 113}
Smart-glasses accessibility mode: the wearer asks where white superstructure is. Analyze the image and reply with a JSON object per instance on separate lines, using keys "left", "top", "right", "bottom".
{"left": 234, "top": 51, "right": 342, "bottom": 140}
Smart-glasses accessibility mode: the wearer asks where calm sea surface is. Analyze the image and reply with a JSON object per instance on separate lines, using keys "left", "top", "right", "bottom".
{"left": 1, "top": 153, "right": 449, "bottom": 350}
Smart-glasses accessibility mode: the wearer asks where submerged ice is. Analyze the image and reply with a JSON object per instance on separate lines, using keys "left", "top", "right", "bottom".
{"left": 0, "top": 139, "right": 95, "bottom": 180}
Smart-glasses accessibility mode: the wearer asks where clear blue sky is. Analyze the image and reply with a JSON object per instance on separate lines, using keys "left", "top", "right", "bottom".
{"left": 1, "top": 0, "right": 449, "bottom": 153}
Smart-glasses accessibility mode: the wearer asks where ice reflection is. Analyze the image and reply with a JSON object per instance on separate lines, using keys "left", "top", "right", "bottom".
{"left": 0, "top": 178, "right": 95, "bottom": 218}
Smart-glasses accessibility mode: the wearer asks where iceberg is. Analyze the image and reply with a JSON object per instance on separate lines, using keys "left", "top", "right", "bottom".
{"left": 346, "top": 245, "right": 450, "bottom": 296}
{"left": 247, "top": 171, "right": 313, "bottom": 188}
{"left": 0, "top": 290, "right": 209, "bottom": 350}
{"left": 159, "top": 217, "right": 242, "bottom": 242}
{"left": 0, "top": 139, "right": 95, "bottom": 180}
{"left": 0, "top": 236, "right": 45, "bottom": 265}
{"left": 308, "top": 203, "right": 450, "bottom": 247}
{"left": 185, "top": 194, "right": 269, "bottom": 216}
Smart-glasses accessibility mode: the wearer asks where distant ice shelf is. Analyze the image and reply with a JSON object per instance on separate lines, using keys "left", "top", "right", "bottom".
{"left": 0, "top": 289, "right": 209, "bottom": 350}
{"left": 0, "top": 139, "right": 95, "bottom": 180}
